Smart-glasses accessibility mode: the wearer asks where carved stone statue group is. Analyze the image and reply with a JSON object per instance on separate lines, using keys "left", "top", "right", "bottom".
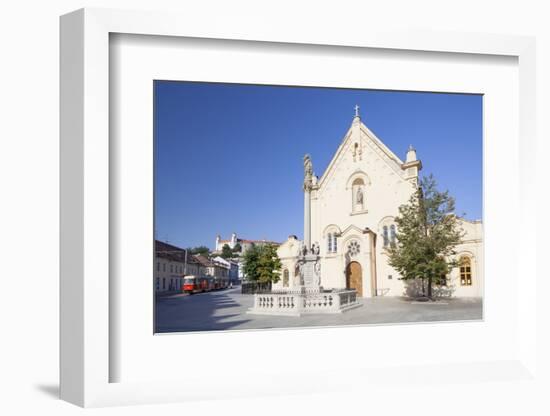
{"left": 300, "top": 241, "right": 320, "bottom": 256}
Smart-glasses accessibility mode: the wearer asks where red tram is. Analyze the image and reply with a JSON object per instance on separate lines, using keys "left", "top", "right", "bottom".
{"left": 183, "top": 275, "right": 230, "bottom": 294}
{"left": 182, "top": 276, "right": 212, "bottom": 294}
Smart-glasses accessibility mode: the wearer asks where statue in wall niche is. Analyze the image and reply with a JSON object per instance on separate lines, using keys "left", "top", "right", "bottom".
{"left": 356, "top": 186, "right": 364, "bottom": 205}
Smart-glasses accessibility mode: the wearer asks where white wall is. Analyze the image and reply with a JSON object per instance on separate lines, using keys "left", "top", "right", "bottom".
{"left": 2, "top": 1, "right": 548, "bottom": 415}
{"left": 311, "top": 119, "right": 417, "bottom": 295}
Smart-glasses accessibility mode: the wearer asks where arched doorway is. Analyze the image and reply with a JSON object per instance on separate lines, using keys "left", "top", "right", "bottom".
{"left": 346, "top": 261, "right": 363, "bottom": 296}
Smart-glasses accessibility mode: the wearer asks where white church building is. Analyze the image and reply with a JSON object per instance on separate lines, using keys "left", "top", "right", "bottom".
{"left": 274, "top": 107, "right": 483, "bottom": 298}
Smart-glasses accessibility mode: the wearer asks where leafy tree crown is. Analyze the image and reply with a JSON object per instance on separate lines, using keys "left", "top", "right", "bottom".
{"left": 388, "top": 174, "right": 464, "bottom": 292}
{"left": 242, "top": 244, "right": 282, "bottom": 283}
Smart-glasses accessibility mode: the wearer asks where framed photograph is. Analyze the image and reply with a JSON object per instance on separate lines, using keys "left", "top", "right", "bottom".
{"left": 153, "top": 81, "right": 484, "bottom": 334}
{"left": 60, "top": 8, "right": 538, "bottom": 408}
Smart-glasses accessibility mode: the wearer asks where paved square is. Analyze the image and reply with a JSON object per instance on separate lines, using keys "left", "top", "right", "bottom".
{"left": 155, "top": 287, "right": 483, "bottom": 333}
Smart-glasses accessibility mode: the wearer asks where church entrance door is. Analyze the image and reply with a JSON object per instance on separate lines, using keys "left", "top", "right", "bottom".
{"left": 346, "top": 261, "right": 363, "bottom": 297}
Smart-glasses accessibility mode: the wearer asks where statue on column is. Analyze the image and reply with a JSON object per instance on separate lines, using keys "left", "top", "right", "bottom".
{"left": 303, "top": 154, "right": 313, "bottom": 191}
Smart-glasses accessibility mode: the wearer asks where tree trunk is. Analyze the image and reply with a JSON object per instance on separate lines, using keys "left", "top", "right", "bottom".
{"left": 427, "top": 277, "right": 432, "bottom": 299}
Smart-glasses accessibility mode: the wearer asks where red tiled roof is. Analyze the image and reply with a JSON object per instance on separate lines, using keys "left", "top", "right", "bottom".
{"left": 193, "top": 254, "right": 229, "bottom": 269}
{"left": 192, "top": 254, "right": 212, "bottom": 267}
{"left": 218, "top": 237, "right": 281, "bottom": 245}
{"left": 238, "top": 238, "right": 281, "bottom": 245}
{"left": 155, "top": 240, "right": 199, "bottom": 264}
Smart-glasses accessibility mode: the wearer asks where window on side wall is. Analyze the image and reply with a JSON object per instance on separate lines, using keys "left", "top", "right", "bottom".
{"left": 283, "top": 269, "right": 289, "bottom": 287}
{"left": 326, "top": 232, "right": 338, "bottom": 254}
{"left": 383, "top": 226, "right": 389, "bottom": 247}
{"left": 459, "top": 256, "right": 473, "bottom": 286}
{"left": 390, "top": 224, "right": 397, "bottom": 247}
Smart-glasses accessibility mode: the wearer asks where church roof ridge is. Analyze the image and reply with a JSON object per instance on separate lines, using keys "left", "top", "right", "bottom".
{"left": 358, "top": 121, "right": 404, "bottom": 165}
{"left": 317, "top": 116, "right": 410, "bottom": 188}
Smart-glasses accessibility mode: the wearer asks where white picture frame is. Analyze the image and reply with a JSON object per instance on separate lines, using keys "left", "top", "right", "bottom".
{"left": 60, "top": 8, "right": 538, "bottom": 408}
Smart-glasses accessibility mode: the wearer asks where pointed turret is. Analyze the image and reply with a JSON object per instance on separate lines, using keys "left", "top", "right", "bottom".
{"left": 402, "top": 144, "right": 422, "bottom": 183}
{"left": 406, "top": 144, "right": 417, "bottom": 163}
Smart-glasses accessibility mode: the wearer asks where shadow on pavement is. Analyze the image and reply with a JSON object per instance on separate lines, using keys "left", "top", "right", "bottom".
{"left": 155, "top": 288, "right": 253, "bottom": 333}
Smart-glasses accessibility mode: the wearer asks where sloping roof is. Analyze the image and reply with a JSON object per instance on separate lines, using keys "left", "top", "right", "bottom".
{"left": 217, "top": 236, "right": 281, "bottom": 246}
{"left": 194, "top": 254, "right": 231, "bottom": 269}
{"left": 155, "top": 240, "right": 199, "bottom": 264}
{"left": 318, "top": 117, "right": 408, "bottom": 189}
{"left": 238, "top": 238, "right": 281, "bottom": 245}
{"left": 192, "top": 254, "right": 212, "bottom": 267}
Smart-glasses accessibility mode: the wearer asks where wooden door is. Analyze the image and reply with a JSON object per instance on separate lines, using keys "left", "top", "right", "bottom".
{"left": 346, "top": 261, "right": 363, "bottom": 297}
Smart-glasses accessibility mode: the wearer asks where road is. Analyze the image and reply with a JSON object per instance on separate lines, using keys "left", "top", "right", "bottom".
{"left": 155, "top": 287, "right": 483, "bottom": 333}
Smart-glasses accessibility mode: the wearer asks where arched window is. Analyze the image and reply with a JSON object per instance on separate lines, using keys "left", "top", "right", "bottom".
{"left": 390, "top": 224, "right": 397, "bottom": 246}
{"left": 383, "top": 226, "right": 389, "bottom": 247}
{"left": 326, "top": 231, "right": 338, "bottom": 254}
{"left": 459, "top": 256, "right": 473, "bottom": 286}
{"left": 283, "top": 269, "right": 289, "bottom": 287}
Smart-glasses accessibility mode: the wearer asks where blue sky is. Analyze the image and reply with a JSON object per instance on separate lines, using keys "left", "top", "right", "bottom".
{"left": 154, "top": 81, "right": 482, "bottom": 249}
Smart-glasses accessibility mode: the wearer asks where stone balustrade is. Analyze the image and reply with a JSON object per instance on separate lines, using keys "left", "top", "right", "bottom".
{"left": 248, "top": 289, "right": 361, "bottom": 316}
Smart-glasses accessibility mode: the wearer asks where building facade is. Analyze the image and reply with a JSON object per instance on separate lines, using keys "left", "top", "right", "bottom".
{"left": 215, "top": 233, "right": 281, "bottom": 282}
{"left": 155, "top": 240, "right": 202, "bottom": 295}
{"left": 193, "top": 254, "right": 230, "bottom": 284}
{"left": 212, "top": 256, "right": 240, "bottom": 283}
{"left": 273, "top": 109, "right": 483, "bottom": 298}
{"left": 215, "top": 232, "right": 280, "bottom": 254}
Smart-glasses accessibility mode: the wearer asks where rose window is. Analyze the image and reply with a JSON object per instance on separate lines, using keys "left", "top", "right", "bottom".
{"left": 347, "top": 241, "right": 360, "bottom": 256}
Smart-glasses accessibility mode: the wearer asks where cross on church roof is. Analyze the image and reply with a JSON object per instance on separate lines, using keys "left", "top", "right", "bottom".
{"left": 354, "top": 104, "right": 360, "bottom": 118}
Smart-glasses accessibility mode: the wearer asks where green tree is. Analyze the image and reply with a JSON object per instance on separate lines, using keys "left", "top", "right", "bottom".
{"left": 242, "top": 244, "right": 282, "bottom": 283}
{"left": 221, "top": 243, "right": 233, "bottom": 259}
{"left": 388, "top": 174, "right": 463, "bottom": 299}
{"left": 232, "top": 242, "right": 242, "bottom": 254}
{"left": 186, "top": 245, "right": 211, "bottom": 257}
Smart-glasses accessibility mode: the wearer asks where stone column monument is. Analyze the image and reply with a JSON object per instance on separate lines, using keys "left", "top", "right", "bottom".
{"left": 246, "top": 152, "right": 360, "bottom": 315}
{"left": 303, "top": 154, "right": 313, "bottom": 249}
{"left": 300, "top": 154, "right": 322, "bottom": 293}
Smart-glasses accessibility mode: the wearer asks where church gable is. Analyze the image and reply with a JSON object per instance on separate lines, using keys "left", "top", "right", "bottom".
{"left": 340, "top": 224, "right": 366, "bottom": 237}
{"left": 317, "top": 114, "right": 411, "bottom": 198}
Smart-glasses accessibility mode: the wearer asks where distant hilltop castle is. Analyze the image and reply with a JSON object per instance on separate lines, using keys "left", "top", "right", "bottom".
{"left": 215, "top": 232, "right": 281, "bottom": 254}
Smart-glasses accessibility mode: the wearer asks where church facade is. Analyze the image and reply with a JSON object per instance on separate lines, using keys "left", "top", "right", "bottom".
{"left": 274, "top": 109, "right": 483, "bottom": 298}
